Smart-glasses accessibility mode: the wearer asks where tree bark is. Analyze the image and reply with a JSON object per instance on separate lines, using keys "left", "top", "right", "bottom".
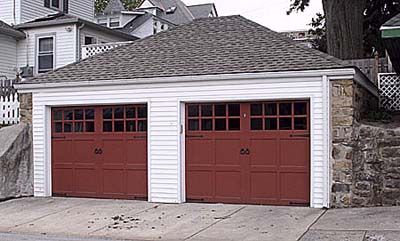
{"left": 322, "top": 0, "right": 366, "bottom": 59}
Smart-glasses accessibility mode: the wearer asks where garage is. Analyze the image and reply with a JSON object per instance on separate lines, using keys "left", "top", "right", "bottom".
{"left": 185, "top": 101, "right": 310, "bottom": 206}
{"left": 51, "top": 105, "right": 148, "bottom": 199}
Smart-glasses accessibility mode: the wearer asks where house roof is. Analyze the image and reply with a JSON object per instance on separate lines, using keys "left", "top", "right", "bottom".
{"left": 156, "top": 0, "right": 195, "bottom": 25}
{"left": 15, "top": 13, "right": 137, "bottom": 41}
{"left": 103, "top": 0, "right": 126, "bottom": 14}
{"left": 117, "top": 12, "right": 176, "bottom": 35}
{"left": 21, "top": 15, "right": 351, "bottom": 85}
{"left": 188, "top": 3, "right": 217, "bottom": 18}
{"left": 0, "top": 20, "right": 25, "bottom": 39}
{"left": 382, "top": 13, "right": 400, "bottom": 28}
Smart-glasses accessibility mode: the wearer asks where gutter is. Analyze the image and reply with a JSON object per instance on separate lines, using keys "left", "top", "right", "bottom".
{"left": 15, "top": 18, "right": 137, "bottom": 41}
{"left": 15, "top": 68, "right": 359, "bottom": 92}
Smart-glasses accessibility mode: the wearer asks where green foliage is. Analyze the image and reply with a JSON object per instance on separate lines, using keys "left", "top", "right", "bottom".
{"left": 308, "top": 12, "right": 326, "bottom": 53}
{"left": 95, "top": 0, "right": 143, "bottom": 13}
{"left": 287, "top": 0, "right": 310, "bottom": 15}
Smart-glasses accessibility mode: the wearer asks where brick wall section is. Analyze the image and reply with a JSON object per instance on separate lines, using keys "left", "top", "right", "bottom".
{"left": 330, "top": 79, "right": 379, "bottom": 208}
{"left": 19, "top": 93, "right": 32, "bottom": 124}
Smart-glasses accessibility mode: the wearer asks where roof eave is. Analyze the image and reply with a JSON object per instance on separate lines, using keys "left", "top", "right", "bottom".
{"left": 15, "top": 68, "right": 358, "bottom": 92}
{"left": 0, "top": 28, "right": 26, "bottom": 39}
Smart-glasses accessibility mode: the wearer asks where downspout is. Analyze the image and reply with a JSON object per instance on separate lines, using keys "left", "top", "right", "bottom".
{"left": 13, "top": 0, "right": 16, "bottom": 24}
{"left": 77, "top": 23, "right": 85, "bottom": 61}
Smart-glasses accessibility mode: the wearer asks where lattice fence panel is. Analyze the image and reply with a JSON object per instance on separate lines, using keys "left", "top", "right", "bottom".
{"left": 379, "top": 73, "right": 400, "bottom": 112}
{"left": 82, "top": 41, "right": 134, "bottom": 59}
{"left": 0, "top": 93, "right": 19, "bottom": 125}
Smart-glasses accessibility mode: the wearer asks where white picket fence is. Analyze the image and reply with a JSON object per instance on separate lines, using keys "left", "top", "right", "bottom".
{"left": 0, "top": 78, "right": 19, "bottom": 126}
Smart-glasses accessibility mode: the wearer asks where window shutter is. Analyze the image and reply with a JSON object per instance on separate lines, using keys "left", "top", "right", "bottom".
{"left": 63, "top": 0, "right": 69, "bottom": 13}
{"left": 44, "top": 0, "right": 50, "bottom": 8}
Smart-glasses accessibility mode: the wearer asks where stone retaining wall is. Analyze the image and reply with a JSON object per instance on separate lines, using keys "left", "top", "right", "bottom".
{"left": 0, "top": 124, "right": 33, "bottom": 199}
{"left": 352, "top": 123, "right": 400, "bottom": 206}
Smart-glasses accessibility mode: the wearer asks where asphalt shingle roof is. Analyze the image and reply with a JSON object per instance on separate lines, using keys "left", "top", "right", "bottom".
{"left": 383, "top": 13, "right": 400, "bottom": 27}
{"left": 23, "top": 15, "right": 349, "bottom": 84}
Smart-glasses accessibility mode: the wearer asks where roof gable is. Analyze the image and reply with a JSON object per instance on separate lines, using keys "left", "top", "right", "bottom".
{"left": 22, "top": 15, "right": 349, "bottom": 84}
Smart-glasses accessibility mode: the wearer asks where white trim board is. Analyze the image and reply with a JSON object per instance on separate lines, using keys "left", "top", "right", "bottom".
{"left": 31, "top": 75, "right": 336, "bottom": 208}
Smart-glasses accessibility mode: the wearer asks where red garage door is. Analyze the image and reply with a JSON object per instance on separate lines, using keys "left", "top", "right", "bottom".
{"left": 51, "top": 105, "right": 147, "bottom": 199}
{"left": 186, "top": 101, "right": 310, "bottom": 206}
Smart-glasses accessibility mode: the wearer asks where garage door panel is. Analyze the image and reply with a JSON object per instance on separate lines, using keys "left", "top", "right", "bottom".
{"left": 280, "top": 172, "right": 309, "bottom": 202}
{"left": 186, "top": 139, "right": 214, "bottom": 166}
{"left": 73, "top": 140, "right": 96, "bottom": 164}
{"left": 102, "top": 169, "right": 125, "bottom": 195}
{"left": 127, "top": 170, "right": 147, "bottom": 197}
{"left": 280, "top": 139, "right": 309, "bottom": 167}
{"left": 52, "top": 169, "right": 74, "bottom": 193}
{"left": 249, "top": 139, "right": 278, "bottom": 166}
{"left": 249, "top": 172, "right": 278, "bottom": 199}
{"left": 186, "top": 171, "right": 213, "bottom": 198}
{"left": 75, "top": 168, "right": 97, "bottom": 194}
{"left": 215, "top": 171, "right": 241, "bottom": 199}
{"left": 52, "top": 140, "right": 74, "bottom": 163}
{"left": 127, "top": 139, "right": 147, "bottom": 165}
{"left": 215, "top": 139, "right": 241, "bottom": 166}
{"left": 102, "top": 139, "right": 125, "bottom": 165}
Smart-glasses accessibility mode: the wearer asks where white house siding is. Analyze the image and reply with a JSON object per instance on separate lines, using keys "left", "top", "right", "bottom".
{"left": 131, "top": 17, "right": 153, "bottom": 38}
{"left": 17, "top": 24, "right": 77, "bottom": 73}
{"left": 69, "top": 0, "right": 94, "bottom": 22}
{"left": 27, "top": 74, "right": 332, "bottom": 208}
{"left": 20, "top": 0, "right": 94, "bottom": 23}
{"left": 20, "top": 0, "right": 57, "bottom": 23}
{"left": 0, "top": 0, "right": 15, "bottom": 24}
{"left": 0, "top": 34, "right": 17, "bottom": 79}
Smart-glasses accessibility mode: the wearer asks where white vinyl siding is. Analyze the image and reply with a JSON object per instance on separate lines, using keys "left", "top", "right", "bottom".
{"left": 17, "top": 24, "right": 77, "bottom": 74}
{"left": 20, "top": 0, "right": 58, "bottom": 23}
{"left": 131, "top": 17, "right": 154, "bottom": 38}
{"left": 28, "top": 74, "right": 332, "bottom": 208}
{"left": 0, "top": 34, "right": 18, "bottom": 79}
{"left": 20, "top": 0, "right": 94, "bottom": 23}
{"left": 69, "top": 0, "right": 94, "bottom": 21}
{"left": 0, "top": 0, "right": 21, "bottom": 25}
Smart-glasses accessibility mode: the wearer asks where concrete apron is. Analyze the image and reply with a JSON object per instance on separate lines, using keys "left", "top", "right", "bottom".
{"left": 0, "top": 197, "right": 322, "bottom": 241}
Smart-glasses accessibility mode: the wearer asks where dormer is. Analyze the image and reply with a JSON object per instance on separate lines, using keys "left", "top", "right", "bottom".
{"left": 0, "top": 0, "right": 95, "bottom": 25}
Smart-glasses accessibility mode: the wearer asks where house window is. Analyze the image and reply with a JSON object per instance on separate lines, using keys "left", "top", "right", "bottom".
{"left": 109, "top": 17, "right": 120, "bottom": 28}
{"left": 84, "top": 36, "right": 97, "bottom": 45}
{"left": 98, "top": 18, "right": 107, "bottom": 27}
{"left": 37, "top": 36, "right": 54, "bottom": 73}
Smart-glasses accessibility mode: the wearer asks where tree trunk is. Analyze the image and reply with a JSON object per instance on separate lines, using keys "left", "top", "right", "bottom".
{"left": 322, "top": 0, "right": 366, "bottom": 59}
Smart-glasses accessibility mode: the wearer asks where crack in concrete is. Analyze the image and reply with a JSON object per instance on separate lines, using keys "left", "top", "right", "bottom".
{"left": 296, "top": 208, "right": 328, "bottom": 241}
{"left": 183, "top": 206, "right": 247, "bottom": 240}
{"left": 8, "top": 199, "right": 93, "bottom": 231}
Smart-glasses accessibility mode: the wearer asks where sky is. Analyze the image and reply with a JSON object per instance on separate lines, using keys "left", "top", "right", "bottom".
{"left": 183, "top": 0, "right": 323, "bottom": 32}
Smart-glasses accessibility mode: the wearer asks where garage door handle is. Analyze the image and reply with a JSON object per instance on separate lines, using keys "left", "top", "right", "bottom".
{"left": 94, "top": 148, "right": 103, "bottom": 155}
{"left": 245, "top": 149, "right": 250, "bottom": 155}
{"left": 240, "top": 149, "right": 246, "bottom": 155}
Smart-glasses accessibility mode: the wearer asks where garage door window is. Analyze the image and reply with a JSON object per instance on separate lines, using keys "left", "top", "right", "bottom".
{"left": 52, "top": 108, "right": 95, "bottom": 133}
{"left": 187, "top": 104, "right": 240, "bottom": 131}
{"left": 102, "top": 105, "right": 147, "bottom": 133}
{"left": 250, "top": 101, "right": 308, "bottom": 131}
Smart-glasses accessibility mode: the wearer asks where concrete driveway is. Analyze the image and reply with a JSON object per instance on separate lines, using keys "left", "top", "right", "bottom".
{"left": 0, "top": 198, "right": 399, "bottom": 241}
{"left": 0, "top": 197, "right": 321, "bottom": 241}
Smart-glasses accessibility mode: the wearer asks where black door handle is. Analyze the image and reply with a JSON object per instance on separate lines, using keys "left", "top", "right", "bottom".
{"left": 94, "top": 148, "right": 103, "bottom": 155}
{"left": 245, "top": 149, "right": 250, "bottom": 155}
{"left": 240, "top": 148, "right": 246, "bottom": 155}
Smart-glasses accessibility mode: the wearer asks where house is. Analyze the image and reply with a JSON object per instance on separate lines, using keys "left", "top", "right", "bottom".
{"left": 96, "top": 0, "right": 218, "bottom": 38}
{"left": 15, "top": 15, "right": 377, "bottom": 208}
{"left": 0, "top": 0, "right": 137, "bottom": 79}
